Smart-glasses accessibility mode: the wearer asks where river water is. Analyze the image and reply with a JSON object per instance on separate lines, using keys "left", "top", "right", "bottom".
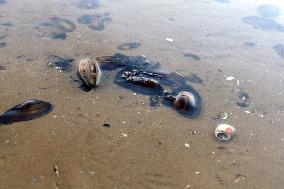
{"left": 0, "top": 0, "right": 284, "bottom": 188}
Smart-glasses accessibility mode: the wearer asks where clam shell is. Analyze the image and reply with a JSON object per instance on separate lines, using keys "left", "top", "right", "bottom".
{"left": 215, "top": 124, "right": 236, "bottom": 141}
{"left": 78, "top": 58, "right": 101, "bottom": 87}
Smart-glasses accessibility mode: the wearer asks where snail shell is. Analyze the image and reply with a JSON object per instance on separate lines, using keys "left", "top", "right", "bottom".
{"left": 215, "top": 124, "right": 236, "bottom": 141}
{"left": 78, "top": 58, "right": 101, "bottom": 87}
{"left": 173, "top": 91, "right": 196, "bottom": 110}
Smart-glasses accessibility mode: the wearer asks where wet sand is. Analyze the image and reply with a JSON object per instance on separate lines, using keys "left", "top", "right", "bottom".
{"left": 0, "top": 0, "right": 284, "bottom": 188}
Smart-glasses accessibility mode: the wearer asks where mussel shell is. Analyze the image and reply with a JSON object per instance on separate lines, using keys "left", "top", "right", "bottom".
{"left": 215, "top": 124, "right": 235, "bottom": 141}
{"left": 0, "top": 99, "right": 53, "bottom": 124}
{"left": 163, "top": 85, "right": 201, "bottom": 118}
{"left": 78, "top": 58, "right": 101, "bottom": 87}
{"left": 114, "top": 68, "right": 165, "bottom": 96}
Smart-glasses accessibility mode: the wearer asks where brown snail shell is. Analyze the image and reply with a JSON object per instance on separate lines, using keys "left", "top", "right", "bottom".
{"left": 78, "top": 58, "right": 101, "bottom": 87}
{"left": 173, "top": 91, "right": 196, "bottom": 110}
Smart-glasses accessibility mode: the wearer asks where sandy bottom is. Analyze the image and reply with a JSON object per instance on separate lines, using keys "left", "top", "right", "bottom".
{"left": 0, "top": 0, "right": 284, "bottom": 188}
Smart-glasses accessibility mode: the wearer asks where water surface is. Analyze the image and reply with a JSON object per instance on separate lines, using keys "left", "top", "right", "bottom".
{"left": 0, "top": 0, "right": 284, "bottom": 188}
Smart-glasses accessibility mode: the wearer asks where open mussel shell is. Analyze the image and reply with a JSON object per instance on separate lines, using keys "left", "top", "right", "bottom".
{"left": 163, "top": 85, "right": 201, "bottom": 118}
{"left": 215, "top": 124, "right": 236, "bottom": 141}
{"left": 78, "top": 58, "right": 101, "bottom": 87}
{"left": 0, "top": 99, "right": 53, "bottom": 125}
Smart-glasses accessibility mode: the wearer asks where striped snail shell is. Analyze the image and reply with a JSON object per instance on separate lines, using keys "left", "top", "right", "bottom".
{"left": 78, "top": 58, "right": 101, "bottom": 87}
{"left": 173, "top": 91, "right": 196, "bottom": 110}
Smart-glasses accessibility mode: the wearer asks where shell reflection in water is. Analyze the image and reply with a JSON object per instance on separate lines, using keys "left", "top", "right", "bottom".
{"left": 78, "top": 58, "right": 101, "bottom": 87}
{"left": 215, "top": 124, "right": 236, "bottom": 141}
{"left": 0, "top": 99, "right": 53, "bottom": 125}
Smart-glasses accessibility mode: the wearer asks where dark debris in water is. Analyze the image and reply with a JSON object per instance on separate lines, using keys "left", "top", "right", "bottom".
{"left": 273, "top": 44, "right": 284, "bottom": 58}
{"left": 2, "top": 22, "right": 13, "bottom": 27}
{"left": 176, "top": 70, "right": 203, "bottom": 84}
{"left": 0, "top": 34, "right": 6, "bottom": 40}
{"left": 236, "top": 91, "right": 250, "bottom": 108}
{"left": 77, "top": 13, "right": 111, "bottom": 31}
{"left": 36, "top": 17, "right": 76, "bottom": 39}
{"left": 0, "top": 42, "right": 6, "bottom": 48}
{"left": 46, "top": 55, "right": 74, "bottom": 72}
{"left": 244, "top": 42, "right": 256, "bottom": 47}
{"left": 117, "top": 42, "right": 141, "bottom": 50}
{"left": 257, "top": 4, "right": 281, "bottom": 18}
{"left": 114, "top": 68, "right": 165, "bottom": 96}
{"left": 149, "top": 95, "right": 162, "bottom": 107}
{"left": 77, "top": 0, "right": 99, "bottom": 9}
{"left": 96, "top": 53, "right": 201, "bottom": 118}
{"left": 184, "top": 53, "right": 200, "bottom": 61}
{"left": 102, "top": 123, "right": 111, "bottom": 128}
{"left": 242, "top": 16, "right": 284, "bottom": 32}
{"left": 0, "top": 64, "right": 5, "bottom": 70}
{"left": 77, "top": 15, "right": 94, "bottom": 24}
{"left": 97, "top": 53, "right": 157, "bottom": 71}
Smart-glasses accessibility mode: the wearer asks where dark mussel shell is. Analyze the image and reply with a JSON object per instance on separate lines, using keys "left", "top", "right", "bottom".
{"left": 163, "top": 85, "right": 201, "bottom": 118}
{"left": 114, "top": 68, "right": 165, "bottom": 96}
{"left": 0, "top": 99, "right": 53, "bottom": 125}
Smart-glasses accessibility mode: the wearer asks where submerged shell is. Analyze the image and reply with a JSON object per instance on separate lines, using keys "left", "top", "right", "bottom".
{"left": 126, "top": 76, "right": 161, "bottom": 88}
{"left": 78, "top": 58, "right": 101, "bottom": 87}
{"left": 163, "top": 86, "right": 201, "bottom": 118}
{"left": 215, "top": 124, "right": 236, "bottom": 141}
{"left": 173, "top": 91, "right": 196, "bottom": 110}
{"left": 0, "top": 99, "right": 53, "bottom": 124}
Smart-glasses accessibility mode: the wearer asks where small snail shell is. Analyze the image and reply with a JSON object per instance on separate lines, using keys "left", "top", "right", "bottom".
{"left": 215, "top": 124, "right": 236, "bottom": 141}
{"left": 78, "top": 58, "right": 101, "bottom": 87}
{"left": 173, "top": 91, "right": 196, "bottom": 110}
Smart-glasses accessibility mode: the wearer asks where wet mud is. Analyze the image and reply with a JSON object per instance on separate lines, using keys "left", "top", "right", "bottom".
{"left": 242, "top": 16, "right": 284, "bottom": 32}
{"left": 77, "top": 0, "right": 99, "bottom": 9}
{"left": 36, "top": 17, "right": 76, "bottom": 39}
{"left": 0, "top": 42, "right": 6, "bottom": 48}
{"left": 183, "top": 53, "right": 200, "bottom": 61}
{"left": 77, "top": 13, "right": 111, "bottom": 31}
{"left": 244, "top": 42, "right": 256, "bottom": 47}
{"left": 46, "top": 55, "right": 75, "bottom": 72}
{"left": 0, "top": 64, "right": 5, "bottom": 70}
{"left": 214, "top": 0, "right": 230, "bottom": 3}
{"left": 257, "top": 4, "right": 281, "bottom": 18}
{"left": 0, "top": 0, "right": 284, "bottom": 189}
{"left": 117, "top": 42, "right": 141, "bottom": 50}
{"left": 273, "top": 44, "right": 284, "bottom": 59}
{"left": 0, "top": 0, "right": 6, "bottom": 5}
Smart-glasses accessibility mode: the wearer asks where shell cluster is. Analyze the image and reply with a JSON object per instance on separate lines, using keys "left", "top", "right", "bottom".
{"left": 78, "top": 58, "right": 101, "bottom": 87}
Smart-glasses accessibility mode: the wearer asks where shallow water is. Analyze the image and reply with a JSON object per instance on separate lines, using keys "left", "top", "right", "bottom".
{"left": 0, "top": 0, "right": 284, "bottom": 188}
